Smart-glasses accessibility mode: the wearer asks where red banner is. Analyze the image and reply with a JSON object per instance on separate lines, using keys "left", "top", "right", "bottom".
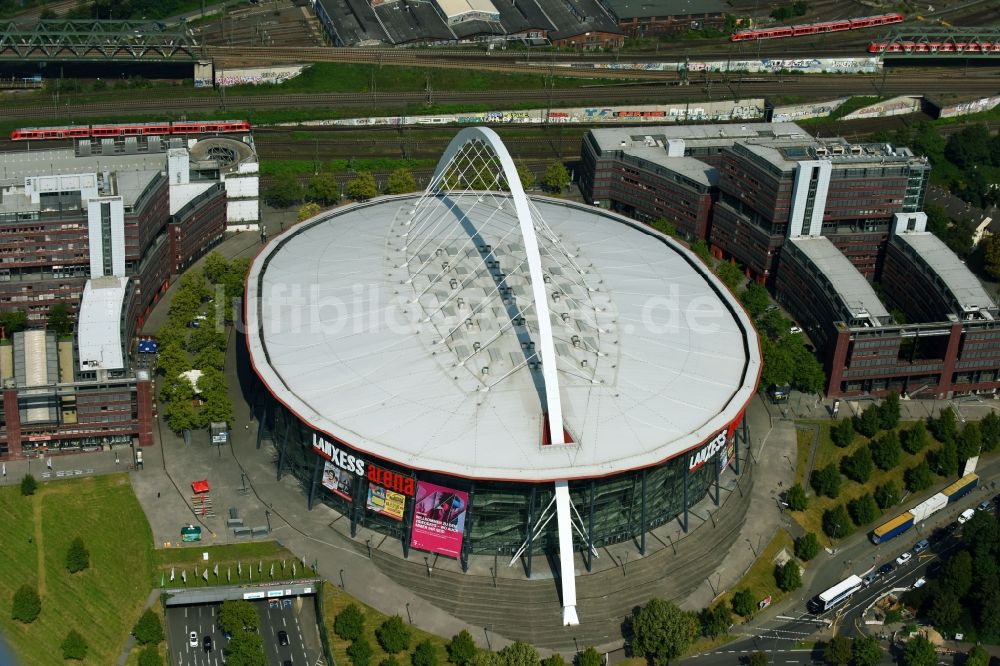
{"left": 409, "top": 481, "right": 468, "bottom": 559}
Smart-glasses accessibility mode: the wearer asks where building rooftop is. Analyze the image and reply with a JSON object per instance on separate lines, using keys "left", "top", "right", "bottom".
{"left": 624, "top": 150, "right": 717, "bottom": 187}
{"left": 789, "top": 237, "right": 893, "bottom": 326}
{"left": 894, "top": 231, "right": 998, "bottom": 317}
{"left": 78, "top": 276, "right": 129, "bottom": 372}
{"left": 535, "top": 0, "right": 620, "bottom": 39}
{"left": 247, "top": 193, "right": 759, "bottom": 481}
{"left": 589, "top": 123, "right": 812, "bottom": 154}
{"left": 437, "top": 0, "right": 499, "bottom": 19}
{"left": 602, "top": 0, "right": 727, "bottom": 20}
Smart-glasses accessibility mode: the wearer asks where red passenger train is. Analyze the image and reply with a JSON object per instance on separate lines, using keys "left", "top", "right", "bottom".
{"left": 869, "top": 39, "right": 1000, "bottom": 54}
{"left": 730, "top": 13, "right": 904, "bottom": 42}
{"left": 10, "top": 119, "right": 251, "bottom": 141}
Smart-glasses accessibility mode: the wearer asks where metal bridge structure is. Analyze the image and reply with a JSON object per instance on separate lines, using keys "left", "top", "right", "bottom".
{"left": 0, "top": 20, "right": 200, "bottom": 62}
{"left": 869, "top": 26, "right": 1000, "bottom": 58}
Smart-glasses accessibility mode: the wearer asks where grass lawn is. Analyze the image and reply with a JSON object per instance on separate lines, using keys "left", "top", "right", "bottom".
{"left": 795, "top": 427, "right": 814, "bottom": 486}
{"left": 716, "top": 528, "right": 795, "bottom": 615}
{"left": 153, "top": 541, "right": 317, "bottom": 589}
{"left": 322, "top": 583, "right": 453, "bottom": 666}
{"left": 124, "top": 604, "right": 167, "bottom": 666}
{"left": 0, "top": 474, "right": 154, "bottom": 666}
{"left": 790, "top": 420, "right": 944, "bottom": 547}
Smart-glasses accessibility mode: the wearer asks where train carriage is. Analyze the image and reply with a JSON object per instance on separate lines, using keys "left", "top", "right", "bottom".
{"left": 10, "top": 119, "right": 251, "bottom": 141}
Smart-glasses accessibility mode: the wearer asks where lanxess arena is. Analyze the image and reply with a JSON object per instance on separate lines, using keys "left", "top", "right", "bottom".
{"left": 245, "top": 128, "right": 761, "bottom": 624}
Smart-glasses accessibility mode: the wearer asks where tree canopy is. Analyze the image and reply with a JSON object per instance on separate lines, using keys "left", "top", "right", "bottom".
{"left": 385, "top": 168, "right": 417, "bottom": 195}
{"left": 541, "top": 161, "right": 570, "bottom": 193}
{"left": 219, "top": 599, "right": 260, "bottom": 635}
{"left": 346, "top": 172, "right": 378, "bottom": 201}
{"left": 630, "top": 598, "right": 699, "bottom": 664}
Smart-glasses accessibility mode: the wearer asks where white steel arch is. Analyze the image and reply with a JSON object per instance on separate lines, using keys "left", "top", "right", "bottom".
{"left": 421, "top": 127, "right": 580, "bottom": 626}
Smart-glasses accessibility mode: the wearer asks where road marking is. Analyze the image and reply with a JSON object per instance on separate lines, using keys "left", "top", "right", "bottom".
{"left": 776, "top": 615, "right": 797, "bottom": 620}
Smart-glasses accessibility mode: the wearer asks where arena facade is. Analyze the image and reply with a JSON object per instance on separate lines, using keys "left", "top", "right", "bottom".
{"left": 245, "top": 128, "right": 761, "bottom": 624}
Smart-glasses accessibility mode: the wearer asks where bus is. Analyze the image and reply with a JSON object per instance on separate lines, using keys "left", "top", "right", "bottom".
{"left": 808, "top": 575, "right": 863, "bottom": 614}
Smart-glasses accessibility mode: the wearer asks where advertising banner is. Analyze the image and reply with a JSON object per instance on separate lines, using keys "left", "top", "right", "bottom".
{"left": 366, "top": 484, "right": 406, "bottom": 521}
{"left": 410, "top": 481, "right": 468, "bottom": 558}
{"left": 321, "top": 460, "right": 353, "bottom": 500}
{"left": 719, "top": 433, "right": 736, "bottom": 473}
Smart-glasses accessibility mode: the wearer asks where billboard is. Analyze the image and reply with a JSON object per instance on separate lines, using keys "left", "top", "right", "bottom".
{"left": 321, "top": 460, "right": 353, "bottom": 500}
{"left": 410, "top": 481, "right": 468, "bottom": 558}
{"left": 366, "top": 484, "right": 405, "bottom": 521}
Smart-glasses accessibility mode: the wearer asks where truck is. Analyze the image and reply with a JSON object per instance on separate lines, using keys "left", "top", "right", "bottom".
{"left": 910, "top": 493, "right": 947, "bottom": 523}
{"left": 942, "top": 473, "right": 978, "bottom": 503}
{"left": 870, "top": 511, "right": 914, "bottom": 544}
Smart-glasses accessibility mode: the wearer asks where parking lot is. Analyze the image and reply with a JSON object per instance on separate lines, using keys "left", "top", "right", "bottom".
{"left": 165, "top": 596, "right": 322, "bottom": 665}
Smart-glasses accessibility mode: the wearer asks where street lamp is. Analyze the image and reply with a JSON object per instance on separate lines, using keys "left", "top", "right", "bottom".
{"left": 405, "top": 602, "right": 412, "bottom": 624}
{"left": 265, "top": 509, "right": 271, "bottom": 532}
{"left": 339, "top": 568, "right": 345, "bottom": 589}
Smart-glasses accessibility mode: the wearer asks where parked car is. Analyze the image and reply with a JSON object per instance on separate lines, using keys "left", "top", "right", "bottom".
{"left": 878, "top": 563, "right": 895, "bottom": 576}
{"left": 789, "top": 326, "right": 803, "bottom": 334}
{"left": 913, "top": 539, "right": 929, "bottom": 554}
{"left": 189, "top": 632, "right": 198, "bottom": 648}
{"left": 862, "top": 572, "right": 879, "bottom": 586}
{"left": 978, "top": 500, "right": 992, "bottom": 512}
{"left": 895, "top": 552, "right": 912, "bottom": 566}
{"left": 958, "top": 508, "right": 975, "bottom": 524}
{"left": 913, "top": 578, "right": 926, "bottom": 588}
{"left": 278, "top": 630, "right": 290, "bottom": 646}
{"left": 203, "top": 636, "right": 213, "bottom": 652}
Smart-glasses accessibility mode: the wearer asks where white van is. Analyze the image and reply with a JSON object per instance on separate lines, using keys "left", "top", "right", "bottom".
{"left": 957, "top": 508, "right": 975, "bottom": 524}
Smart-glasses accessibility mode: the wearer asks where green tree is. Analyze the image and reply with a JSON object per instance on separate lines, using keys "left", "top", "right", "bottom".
{"left": 848, "top": 493, "right": 879, "bottom": 527}
{"left": 203, "top": 252, "right": 230, "bottom": 284}
{"left": 958, "top": 421, "right": 982, "bottom": 460}
{"left": 758, "top": 310, "right": 790, "bottom": 340}
{"left": 413, "top": 640, "right": 439, "bottom": 666}
{"left": 870, "top": 431, "right": 901, "bottom": 471}
{"left": 20, "top": 474, "right": 38, "bottom": 497}
{"left": 824, "top": 635, "right": 852, "bottom": 666}
{"left": 516, "top": 162, "right": 536, "bottom": 190}
{"left": 307, "top": 172, "right": 341, "bottom": 205}
{"left": 903, "top": 421, "right": 929, "bottom": 454}
{"left": 11, "top": 585, "right": 40, "bottom": 623}
{"left": 447, "top": 630, "right": 478, "bottom": 666}
{"left": 699, "top": 604, "right": 732, "bottom": 638}
{"left": 852, "top": 635, "right": 882, "bottom": 666}
{"left": 385, "top": 168, "right": 417, "bottom": 195}
{"left": 945, "top": 123, "right": 992, "bottom": 169}
{"left": 498, "top": 641, "right": 541, "bottom": 666}
{"left": 376, "top": 616, "right": 410, "bottom": 654}
{"left": 690, "top": 239, "right": 712, "bottom": 264}
{"left": 157, "top": 342, "right": 192, "bottom": 379}
{"left": 219, "top": 599, "right": 260, "bottom": 635}
{"left": 47, "top": 302, "right": 73, "bottom": 337}
{"left": 731, "top": 588, "right": 756, "bottom": 618}
{"left": 715, "top": 261, "right": 744, "bottom": 291}
{"left": 794, "top": 533, "right": 820, "bottom": 561}
{"left": 133, "top": 608, "right": 164, "bottom": 645}
{"left": 874, "top": 481, "right": 900, "bottom": 510}
{"left": 227, "top": 631, "right": 268, "bottom": 666}
{"left": 630, "top": 598, "right": 699, "bottom": 664}
{"left": 471, "top": 653, "right": 504, "bottom": 666}
{"left": 651, "top": 218, "right": 678, "bottom": 238}
{"left": 541, "top": 161, "right": 570, "bottom": 193}
{"left": 981, "top": 411, "right": 1000, "bottom": 452}
{"left": 542, "top": 656, "right": 565, "bottom": 666}
{"left": 823, "top": 504, "right": 852, "bottom": 539}
{"left": 740, "top": 282, "right": 770, "bottom": 318}
{"left": 904, "top": 460, "right": 935, "bottom": 492}
{"left": 964, "top": 646, "right": 990, "bottom": 666}
{"left": 347, "top": 637, "right": 374, "bottom": 666}
{"left": 786, "top": 483, "right": 808, "bottom": 511}
{"left": 264, "top": 173, "right": 302, "bottom": 208}
{"left": 879, "top": 392, "right": 900, "bottom": 430}
{"left": 194, "top": 346, "right": 225, "bottom": 371}
{"left": 749, "top": 652, "right": 768, "bottom": 666}
{"left": 578, "top": 647, "right": 601, "bottom": 666}
{"left": 346, "top": 172, "right": 378, "bottom": 201}
{"left": 775, "top": 560, "right": 802, "bottom": 592}
{"left": 840, "top": 446, "right": 874, "bottom": 484}
{"left": 854, "top": 405, "right": 881, "bottom": 438}
{"left": 930, "top": 441, "right": 959, "bottom": 477}
{"left": 61, "top": 629, "right": 88, "bottom": 660}
{"left": 297, "top": 201, "right": 322, "bottom": 223}
{"left": 381, "top": 658, "right": 402, "bottom": 666}
{"left": 902, "top": 635, "right": 937, "bottom": 666}
{"left": 984, "top": 235, "right": 1000, "bottom": 280}
{"left": 928, "top": 591, "right": 961, "bottom": 633}
{"left": 65, "top": 537, "right": 89, "bottom": 573}
{"left": 831, "top": 418, "right": 855, "bottom": 448}
{"left": 931, "top": 407, "right": 958, "bottom": 444}
{"left": 940, "top": 550, "right": 973, "bottom": 599}
{"left": 137, "top": 645, "right": 163, "bottom": 666}
{"left": 0, "top": 309, "right": 28, "bottom": 335}
{"left": 810, "top": 463, "right": 842, "bottom": 499}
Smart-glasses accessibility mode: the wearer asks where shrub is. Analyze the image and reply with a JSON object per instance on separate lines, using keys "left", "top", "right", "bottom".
{"left": 879, "top": 392, "right": 900, "bottom": 430}
{"left": 137, "top": 645, "right": 163, "bottom": 666}
{"left": 794, "top": 533, "right": 820, "bottom": 561}
{"left": 412, "top": 640, "right": 439, "bottom": 666}
{"left": 775, "top": 560, "right": 802, "bottom": 592}
{"left": 731, "top": 588, "right": 756, "bottom": 618}
{"left": 981, "top": 411, "right": 1000, "bottom": 452}
{"left": 498, "top": 641, "right": 541, "bottom": 666}
{"left": 66, "top": 537, "right": 90, "bottom": 574}
{"left": 824, "top": 635, "right": 852, "bottom": 666}
{"left": 61, "top": 629, "right": 88, "bottom": 660}
{"left": 786, "top": 484, "right": 808, "bottom": 511}
{"left": 854, "top": 405, "right": 881, "bottom": 438}
{"left": 375, "top": 615, "right": 410, "bottom": 654}
{"left": 749, "top": 652, "right": 768, "bottom": 666}
{"left": 700, "top": 604, "right": 732, "bottom": 638}
{"left": 578, "top": 647, "right": 602, "bottom": 666}
{"left": 347, "top": 637, "right": 374, "bottom": 666}
{"left": 810, "top": 463, "right": 842, "bottom": 499}
{"left": 448, "top": 630, "right": 478, "bottom": 666}
{"left": 334, "top": 604, "right": 365, "bottom": 641}
{"left": 11, "top": 585, "right": 40, "bottom": 623}
{"left": 929, "top": 441, "right": 959, "bottom": 477}
{"left": 133, "top": 609, "right": 164, "bottom": 645}
{"left": 381, "top": 658, "right": 402, "bottom": 666}
{"left": 904, "top": 461, "right": 935, "bottom": 492}
{"left": 930, "top": 407, "right": 958, "bottom": 444}
{"left": 903, "top": 421, "right": 929, "bottom": 454}
{"left": 20, "top": 474, "right": 38, "bottom": 496}
{"left": 831, "top": 418, "right": 854, "bottom": 447}
{"left": 870, "top": 431, "right": 901, "bottom": 471}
